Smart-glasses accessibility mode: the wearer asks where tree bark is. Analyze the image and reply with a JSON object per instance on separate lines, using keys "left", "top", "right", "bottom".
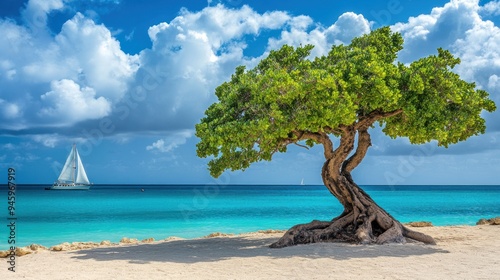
{"left": 270, "top": 123, "right": 436, "bottom": 248}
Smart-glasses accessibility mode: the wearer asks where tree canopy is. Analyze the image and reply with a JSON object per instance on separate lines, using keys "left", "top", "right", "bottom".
{"left": 196, "top": 27, "right": 496, "bottom": 178}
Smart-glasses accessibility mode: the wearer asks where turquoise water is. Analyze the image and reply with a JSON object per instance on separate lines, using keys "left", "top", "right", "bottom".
{"left": 1, "top": 184, "right": 499, "bottom": 250}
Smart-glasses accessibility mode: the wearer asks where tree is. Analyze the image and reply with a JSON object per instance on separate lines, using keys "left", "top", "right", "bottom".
{"left": 195, "top": 27, "right": 496, "bottom": 247}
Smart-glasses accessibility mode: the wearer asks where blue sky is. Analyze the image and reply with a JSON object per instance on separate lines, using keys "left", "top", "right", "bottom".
{"left": 0, "top": 0, "right": 499, "bottom": 185}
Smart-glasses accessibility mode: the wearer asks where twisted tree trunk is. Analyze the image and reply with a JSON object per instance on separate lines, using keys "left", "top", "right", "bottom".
{"left": 270, "top": 114, "right": 436, "bottom": 248}
{"left": 270, "top": 168, "right": 435, "bottom": 248}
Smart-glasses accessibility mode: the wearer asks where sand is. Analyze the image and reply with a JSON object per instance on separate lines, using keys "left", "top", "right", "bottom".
{"left": 2, "top": 226, "right": 499, "bottom": 280}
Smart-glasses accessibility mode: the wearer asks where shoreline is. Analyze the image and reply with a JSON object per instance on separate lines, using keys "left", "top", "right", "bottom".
{"left": 1, "top": 221, "right": 499, "bottom": 256}
{"left": 1, "top": 229, "right": 288, "bottom": 257}
{"left": 1, "top": 225, "right": 499, "bottom": 279}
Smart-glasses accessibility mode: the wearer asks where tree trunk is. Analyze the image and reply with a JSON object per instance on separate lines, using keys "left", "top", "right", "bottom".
{"left": 271, "top": 116, "right": 435, "bottom": 248}
{"left": 269, "top": 159, "right": 436, "bottom": 248}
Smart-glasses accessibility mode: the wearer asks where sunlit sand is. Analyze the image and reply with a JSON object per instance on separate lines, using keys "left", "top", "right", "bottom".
{"left": 2, "top": 226, "right": 499, "bottom": 279}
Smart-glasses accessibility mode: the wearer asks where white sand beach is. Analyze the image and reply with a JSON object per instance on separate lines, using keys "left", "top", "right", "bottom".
{"left": 2, "top": 226, "right": 499, "bottom": 280}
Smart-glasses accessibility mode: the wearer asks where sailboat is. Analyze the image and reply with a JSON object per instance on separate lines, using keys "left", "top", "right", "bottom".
{"left": 46, "top": 144, "right": 91, "bottom": 190}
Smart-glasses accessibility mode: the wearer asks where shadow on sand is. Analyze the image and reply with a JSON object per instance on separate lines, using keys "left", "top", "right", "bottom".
{"left": 70, "top": 235, "right": 449, "bottom": 264}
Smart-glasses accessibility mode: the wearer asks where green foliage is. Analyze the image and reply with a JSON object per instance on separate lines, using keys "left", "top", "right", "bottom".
{"left": 382, "top": 48, "right": 496, "bottom": 146}
{"left": 195, "top": 27, "right": 496, "bottom": 177}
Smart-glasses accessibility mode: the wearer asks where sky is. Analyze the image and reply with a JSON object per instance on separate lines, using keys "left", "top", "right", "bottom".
{"left": 0, "top": 0, "right": 499, "bottom": 185}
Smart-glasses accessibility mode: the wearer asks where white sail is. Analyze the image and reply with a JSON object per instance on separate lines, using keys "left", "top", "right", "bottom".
{"left": 75, "top": 149, "right": 90, "bottom": 185}
{"left": 57, "top": 146, "right": 76, "bottom": 182}
{"left": 49, "top": 144, "right": 91, "bottom": 190}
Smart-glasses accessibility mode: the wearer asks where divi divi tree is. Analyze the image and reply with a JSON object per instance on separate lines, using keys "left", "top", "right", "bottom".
{"left": 195, "top": 27, "right": 496, "bottom": 247}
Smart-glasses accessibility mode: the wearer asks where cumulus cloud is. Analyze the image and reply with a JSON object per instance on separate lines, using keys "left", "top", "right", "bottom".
{"left": 393, "top": 0, "right": 481, "bottom": 62}
{"left": 111, "top": 5, "right": 375, "bottom": 135}
{"left": 1, "top": 0, "right": 498, "bottom": 159}
{"left": 146, "top": 130, "right": 193, "bottom": 153}
{"left": 39, "top": 79, "right": 111, "bottom": 126}
{"left": 21, "top": 0, "right": 64, "bottom": 30}
{"left": 54, "top": 13, "right": 139, "bottom": 101}
{"left": 0, "top": 1, "right": 138, "bottom": 132}
{"left": 148, "top": 5, "right": 290, "bottom": 50}
{"left": 267, "top": 12, "right": 371, "bottom": 58}
{"left": 0, "top": 2, "right": 375, "bottom": 139}
{"left": 325, "top": 12, "right": 371, "bottom": 45}
{"left": 452, "top": 20, "right": 500, "bottom": 85}
{"left": 17, "top": 12, "right": 139, "bottom": 100}
{"left": 481, "top": 0, "right": 500, "bottom": 15}
{"left": 105, "top": 4, "right": 295, "bottom": 133}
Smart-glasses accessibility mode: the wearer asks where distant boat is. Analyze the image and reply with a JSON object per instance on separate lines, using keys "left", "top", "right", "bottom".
{"left": 46, "top": 144, "right": 91, "bottom": 190}
{"left": 301, "top": 178, "right": 305, "bottom": 185}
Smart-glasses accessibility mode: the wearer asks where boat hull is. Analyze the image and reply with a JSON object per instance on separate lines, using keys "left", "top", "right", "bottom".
{"left": 45, "top": 184, "right": 90, "bottom": 190}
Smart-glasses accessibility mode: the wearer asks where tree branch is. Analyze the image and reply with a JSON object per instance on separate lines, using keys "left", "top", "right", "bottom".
{"left": 293, "top": 130, "right": 335, "bottom": 159}
{"left": 330, "top": 126, "right": 356, "bottom": 173}
{"left": 294, "top": 142, "right": 310, "bottom": 150}
{"left": 324, "top": 126, "right": 343, "bottom": 135}
{"left": 342, "top": 129, "right": 371, "bottom": 173}
{"left": 356, "top": 109, "right": 403, "bottom": 130}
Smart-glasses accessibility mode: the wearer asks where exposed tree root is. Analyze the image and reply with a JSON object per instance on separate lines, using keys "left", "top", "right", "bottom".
{"left": 270, "top": 212, "right": 436, "bottom": 248}
{"left": 403, "top": 226, "right": 437, "bottom": 245}
{"left": 270, "top": 173, "right": 436, "bottom": 248}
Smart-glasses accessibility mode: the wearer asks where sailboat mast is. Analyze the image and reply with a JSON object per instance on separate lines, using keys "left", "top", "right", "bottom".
{"left": 72, "top": 144, "right": 76, "bottom": 184}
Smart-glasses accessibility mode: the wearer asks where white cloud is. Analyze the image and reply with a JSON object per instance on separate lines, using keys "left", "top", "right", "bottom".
{"left": 39, "top": 79, "right": 111, "bottom": 126}
{"left": 390, "top": 0, "right": 500, "bottom": 87}
{"left": 0, "top": 3, "right": 296, "bottom": 135}
{"left": 32, "top": 134, "right": 60, "bottom": 148}
{"left": 392, "top": 0, "right": 482, "bottom": 62}
{"left": 0, "top": 3, "right": 373, "bottom": 136}
{"left": 21, "top": 0, "right": 64, "bottom": 30}
{"left": 149, "top": 4, "right": 290, "bottom": 50}
{"left": 489, "top": 74, "right": 500, "bottom": 89}
{"left": 452, "top": 20, "right": 500, "bottom": 85}
{"left": 0, "top": 99, "right": 20, "bottom": 119}
{"left": 110, "top": 5, "right": 296, "bottom": 132}
{"left": 0, "top": 20, "right": 33, "bottom": 70}
{"left": 52, "top": 13, "right": 139, "bottom": 101}
{"left": 325, "top": 12, "right": 371, "bottom": 45}
{"left": 481, "top": 0, "right": 500, "bottom": 15}
{"left": 0, "top": 0, "right": 498, "bottom": 144}
{"left": 0, "top": 2, "right": 138, "bottom": 132}
{"left": 267, "top": 12, "right": 371, "bottom": 58}
{"left": 0, "top": 60, "right": 16, "bottom": 80}
{"left": 289, "top": 15, "right": 314, "bottom": 31}
{"left": 146, "top": 130, "right": 193, "bottom": 153}
{"left": 131, "top": 6, "right": 368, "bottom": 135}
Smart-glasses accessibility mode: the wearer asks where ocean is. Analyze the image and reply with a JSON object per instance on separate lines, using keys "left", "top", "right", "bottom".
{"left": 2, "top": 184, "right": 500, "bottom": 250}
